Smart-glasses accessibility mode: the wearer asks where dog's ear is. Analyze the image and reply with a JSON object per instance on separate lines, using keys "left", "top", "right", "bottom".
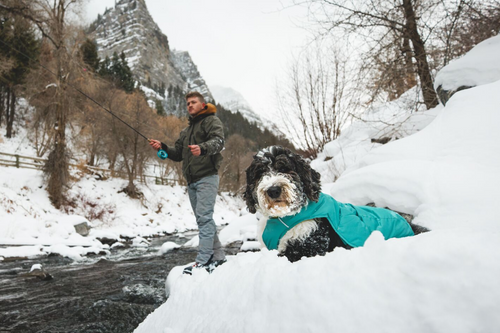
{"left": 243, "top": 161, "right": 258, "bottom": 214}
{"left": 292, "top": 153, "right": 322, "bottom": 202}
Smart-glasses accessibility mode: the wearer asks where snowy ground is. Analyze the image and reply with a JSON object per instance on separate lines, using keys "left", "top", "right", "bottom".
{"left": 134, "top": 37, "right": 500, "bottom": 332}
{"left": 0, "top": 165, "right": 245, "bottom": 261}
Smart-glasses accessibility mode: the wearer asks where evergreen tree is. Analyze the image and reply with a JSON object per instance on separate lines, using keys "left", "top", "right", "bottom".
{"left": 99, "top": 51, "right": 134, "bottom": 93}
{"left": 117, "top": 51, "right": 134, "bottom": 92}
{"left": 80, "top": 38, "right": 100, "bottom": 72}
{"left": 155, "top": 98, "right": 166, "bottom": 116}
{"left": 0, "top": 13, "right": 39, "bottom": 137}
{"left": 159, "top": 81, "right": 166, "bottom": 98}
{"left": 98, "top": 55, "right": 112, "bottom": 78}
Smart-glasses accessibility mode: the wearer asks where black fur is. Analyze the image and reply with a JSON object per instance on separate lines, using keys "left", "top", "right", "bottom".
{"left": 281, "top": 218, "right": 351, "bottom": 262}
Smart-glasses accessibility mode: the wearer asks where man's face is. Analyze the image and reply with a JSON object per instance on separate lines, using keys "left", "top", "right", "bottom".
{"left": 186, "top": 97, "right": 205, "bottom": 116}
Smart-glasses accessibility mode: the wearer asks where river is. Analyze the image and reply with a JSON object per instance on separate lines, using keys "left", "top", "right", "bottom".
{"left": 0, "top": 233, "right": 200, "bottom": 333}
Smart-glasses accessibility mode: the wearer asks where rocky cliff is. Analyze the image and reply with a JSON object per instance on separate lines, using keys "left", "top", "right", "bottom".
{"left": 87, "top": 0, "right": 212, "bottom": 102}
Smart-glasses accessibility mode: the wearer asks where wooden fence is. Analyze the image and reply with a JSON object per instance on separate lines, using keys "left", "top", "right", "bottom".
{"left": 0, "top": 151, "right": 177, "bottom": 186}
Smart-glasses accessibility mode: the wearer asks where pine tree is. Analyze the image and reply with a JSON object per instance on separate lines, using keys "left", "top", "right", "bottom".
{"left": 155, "top": 99, "right": 166, "bottom": 116}
{"left": 0, "top": 12, "right": 39, "bottom": 137}
{"left": 118, "top": 51, "right": 134, "bottom": 92}
{"left": 98, "top": 55, "right": 112, "bottom": 78}
{"left": 99, "top": 51, "right": 134, "bottom": 93}
{"left": 80, "top": 38, "right": 100, "bottom": 72}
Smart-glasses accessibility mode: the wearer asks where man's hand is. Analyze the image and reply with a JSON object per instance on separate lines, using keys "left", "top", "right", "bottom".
{"left": 188, "top": 145, "right": 201, "bottom": 156}
{"left": 149, "top": 139, "right": 161, "bottom": 150}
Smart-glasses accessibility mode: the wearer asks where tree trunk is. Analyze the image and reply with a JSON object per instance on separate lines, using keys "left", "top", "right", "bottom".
{"left": 5, "top": 86, "right": 11, "bottom": 137}
{"left": 46, "top": 45, "right": 69, "bottom": 208}
{"left": 402, "top": 33, "right": 416, "bottom": 88}
{"left": 0, "top": 87, "right": 4, "bottom": 126}
{"left": 402, "top": 0, "right": 439, "bottom": 109}
{"left": 6, "top": 88, "right": 15, "bottom": 138}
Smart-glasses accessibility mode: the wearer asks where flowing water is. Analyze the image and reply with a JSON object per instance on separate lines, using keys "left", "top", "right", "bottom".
{"left": 0, "top": 233, "right": 199, "bottom": 333}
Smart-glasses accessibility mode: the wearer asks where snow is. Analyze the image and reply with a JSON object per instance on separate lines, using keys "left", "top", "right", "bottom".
{"left": 0, "top": 153, "right": 244, "bottom": 260}
{"left": 311, "top": 86, "right": 441, "bottom": 183}
{"left": 29, "top": 264, "right": 42, "bottom": 272}
{"left": 434, "top": 33, "right": 500, "bottom": 91}
{"left": 158, "top": 241, "right": 180, "bottom": 255}
{"left": 331, "top": 80, "right": 500, "bottom": 231}
{"left": 134, "top": 37, "right": 500, "bottom": 333}
{"left": 138, "top": 229, "right": 500, "bottom": 333}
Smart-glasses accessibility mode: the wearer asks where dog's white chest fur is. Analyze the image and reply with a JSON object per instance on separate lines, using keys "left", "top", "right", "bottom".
{"left": 258, "top": 216, "right": 319, "bottom": 253}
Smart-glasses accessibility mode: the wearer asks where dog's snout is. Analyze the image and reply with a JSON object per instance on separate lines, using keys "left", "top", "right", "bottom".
{"left": 267, "top": 186, "right": 282, "bottom": 199}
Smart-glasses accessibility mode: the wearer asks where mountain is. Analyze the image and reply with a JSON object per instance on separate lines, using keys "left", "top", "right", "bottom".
{"left": 86, "top": 0, "right": 290, "bottom": 147}
{"left": 86, "top": 0, "right": 212, "bottom": 103}
{"left": 210, "top": 86, "right": 262, "bottom": 123}
{"left": 210, "top": 85, "right": 283, "bottom": 134}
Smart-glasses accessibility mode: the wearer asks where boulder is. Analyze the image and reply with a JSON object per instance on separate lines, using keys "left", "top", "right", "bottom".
{"left": 74, "top": 222, "right": 91, "bottom": 237}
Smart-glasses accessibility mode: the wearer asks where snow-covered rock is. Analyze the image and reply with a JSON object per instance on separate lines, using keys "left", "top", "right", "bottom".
{"left": 159, "top": 241, "right": 180, "bottom": 255}
{"left": 434, "top": 33, "right": 500, "bottom": 104}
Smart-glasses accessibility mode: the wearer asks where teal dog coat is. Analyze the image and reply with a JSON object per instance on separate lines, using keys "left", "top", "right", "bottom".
{"left": 262, "top": 193, "right": 414, "bottom": 250}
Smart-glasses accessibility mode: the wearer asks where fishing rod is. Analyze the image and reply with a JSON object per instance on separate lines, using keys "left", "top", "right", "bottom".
{"left": 0, "top": 38, "right": 168, "bottom": 160}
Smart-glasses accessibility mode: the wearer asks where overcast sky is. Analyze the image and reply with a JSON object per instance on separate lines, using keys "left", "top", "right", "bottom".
{"left": 84, "top": 0, "right": 312, "bottom": 122}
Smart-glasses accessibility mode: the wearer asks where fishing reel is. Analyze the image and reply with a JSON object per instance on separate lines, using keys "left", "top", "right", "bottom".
{"left": 157, "top": 149, "right": 168, "bottom": 160}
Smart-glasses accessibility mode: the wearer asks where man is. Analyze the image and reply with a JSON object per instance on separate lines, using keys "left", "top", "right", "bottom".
{"left": 149, "top": 91, "right": 226, "bottom": 275}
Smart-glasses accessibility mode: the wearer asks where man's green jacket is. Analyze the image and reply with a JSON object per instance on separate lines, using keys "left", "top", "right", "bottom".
{"left": 161, "top": 103, "right": 224, "bottom": 184}
{"left": 262, "top": 193, "right": 414, "bottom": 250}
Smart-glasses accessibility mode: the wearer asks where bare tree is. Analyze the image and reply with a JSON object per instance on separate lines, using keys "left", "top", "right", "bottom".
{"left": 220, "top": 134, "right": 255, "bottom": 194}
{"left": 437, "top": 1, "right": 500, "bottom": 66}
{"left": 2, "top": 0, "right": 86, "bottom": 207}
{"left": 106, "top": 90, "right": 155, "bottom": 198}
{"left": 295, "top": 0, "right": 500, "bottom": 109}
{"left": 276, "top": 44, "right": 354, "bottom": 157}
{"left": 297, "top": 0, "right": 440, "bottom": 109}
{"left": 151, "top": 114, "right": 188, "bottom": 184}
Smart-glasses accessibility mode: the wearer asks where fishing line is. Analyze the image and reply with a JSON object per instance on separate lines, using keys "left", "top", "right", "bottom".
{"left": 0, "top": 38, "right": 168, "bottom": 160}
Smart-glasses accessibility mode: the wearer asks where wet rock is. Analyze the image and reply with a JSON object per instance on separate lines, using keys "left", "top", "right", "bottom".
{"left": 122, "top": 284, "right": 165, "bottom": 305}
{"left": 436, "top": 84, "right": 474, "bottom": 106}
{"left": 97, "top": 237, "right": 118, "bottom": 246}
{"left": 20, "top": 264, "right": 53, "bottom": 281}
{"left": 74, "top": 221, "right": 91, "bottom": 237}
{"left": 225, "top": 240, "right": 244, "bottom": 255}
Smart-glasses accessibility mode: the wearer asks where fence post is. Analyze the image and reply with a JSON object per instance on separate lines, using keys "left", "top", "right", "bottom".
{"left": 15, "top": 154, "right": 19, "bottom": 168}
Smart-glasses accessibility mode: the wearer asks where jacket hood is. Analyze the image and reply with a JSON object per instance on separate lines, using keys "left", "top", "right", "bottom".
{"left": 189, "top": 103, "right": 217, "bottom": 125}
{"left": 192, "top": 103, "right": 216, "bottom": 117}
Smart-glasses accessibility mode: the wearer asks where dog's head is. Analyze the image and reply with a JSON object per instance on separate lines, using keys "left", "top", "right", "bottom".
{"left": 243, "top": 146, "right": 321, "bottom": 217}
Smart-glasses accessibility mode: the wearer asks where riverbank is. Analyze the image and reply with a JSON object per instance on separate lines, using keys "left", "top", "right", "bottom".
{"left": 0, "top": 164, "right": 250, "bottom": 262}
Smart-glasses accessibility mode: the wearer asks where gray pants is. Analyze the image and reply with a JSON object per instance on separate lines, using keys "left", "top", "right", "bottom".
{"left": 187, "top": 175, "right": 225, "bottom": 264}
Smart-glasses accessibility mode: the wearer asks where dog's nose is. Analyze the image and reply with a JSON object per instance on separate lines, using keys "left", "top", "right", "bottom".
{"left": 267, "top": 186, "right": 282, "bottom": 199}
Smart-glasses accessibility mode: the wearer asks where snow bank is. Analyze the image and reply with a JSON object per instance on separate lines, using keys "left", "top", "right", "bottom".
{"left": 311, "top": 87, "right": 440, "bottom": 183}
{"left": 434, "top": 33, "right": 500, "bottom": 91}
{"left": 136, "top": 229, "right": 500, "bottom": 333}
{"left": 331, "top": 79, "right": 500, "bottom": 231}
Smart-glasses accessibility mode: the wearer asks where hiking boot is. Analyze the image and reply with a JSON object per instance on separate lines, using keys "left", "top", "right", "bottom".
{"left": 182, "top": 259, "right": 227, "bottom": 275}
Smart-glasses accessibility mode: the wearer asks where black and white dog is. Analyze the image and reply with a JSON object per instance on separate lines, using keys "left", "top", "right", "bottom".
{"left": 244, "top": 146, "right": 426, "bottom": 262}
